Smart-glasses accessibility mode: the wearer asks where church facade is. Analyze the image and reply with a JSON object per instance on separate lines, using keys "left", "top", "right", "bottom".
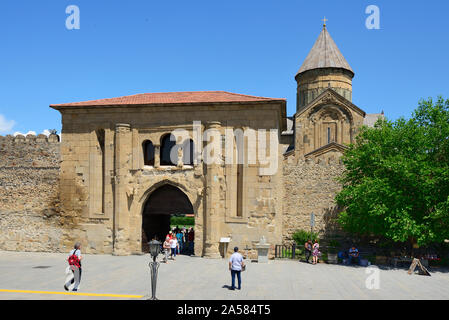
{"left": 48, "top": 25, "right": 382, "bottom": 257}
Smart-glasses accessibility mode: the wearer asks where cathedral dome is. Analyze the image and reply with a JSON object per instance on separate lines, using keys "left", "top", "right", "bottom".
{"left": 295, "top": 23, "right": 354, "bottom": 111}
{"left": 296, "top": 25, "right": 354, "bottom": 77}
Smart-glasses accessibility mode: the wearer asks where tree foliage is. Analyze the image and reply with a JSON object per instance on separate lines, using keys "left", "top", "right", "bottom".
{"left": 170, "top": 216, "right": 195, "bottom": 227}
{"left": 336, "top": 97, "right": 449, "bottom": 246}
{"left": 292, "top": 229, "right": 319, "bottom": 245}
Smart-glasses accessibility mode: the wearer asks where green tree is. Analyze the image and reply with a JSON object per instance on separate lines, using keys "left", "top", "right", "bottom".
{"left": 292, "top": 229, "right": 319, "bottom": 246}
{"left": 336, "top": 97, "right": 449, "bottom": 247}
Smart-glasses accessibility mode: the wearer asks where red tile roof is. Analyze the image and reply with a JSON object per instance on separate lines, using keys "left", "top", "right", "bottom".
{"left": 50, "top": 91, "right": 286, "bottom": 108}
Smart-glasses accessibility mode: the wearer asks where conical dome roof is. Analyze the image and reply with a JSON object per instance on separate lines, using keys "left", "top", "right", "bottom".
{"left": 296, "top": 26, "right": 354, "bottom": 77}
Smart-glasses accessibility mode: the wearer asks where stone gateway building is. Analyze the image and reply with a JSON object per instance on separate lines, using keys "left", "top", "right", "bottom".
{"left": 0, "top": 25, "right": 383, "bottom": 257}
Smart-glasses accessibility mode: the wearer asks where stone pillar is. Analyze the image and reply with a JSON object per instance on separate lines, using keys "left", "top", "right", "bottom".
{"left": 203, "top": 121, "right": 223, "bottom": 258}
{"left": 113, "top": 123, "right": 132, "bottom": 255}
{"left": 154, "top": 144, "right": 160, "bottom": 168}
{"left": 313, "top": 120, "right": 318, "bottom": 150}
{"left": 177, "top": 146, "right": 184, "bottom": 168}
{"left": 337, "top": 119, "right": 342, "bottom": 144}
{"left": 104, "top": 129, "right": 114, "bottom": 221}
{"left": 339, "top": 118, "right": 344, "bottom": 145}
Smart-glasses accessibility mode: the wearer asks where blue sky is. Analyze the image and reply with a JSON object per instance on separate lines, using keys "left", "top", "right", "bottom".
{"left": 1, "top": 0, "right": 448, "bottom": 135}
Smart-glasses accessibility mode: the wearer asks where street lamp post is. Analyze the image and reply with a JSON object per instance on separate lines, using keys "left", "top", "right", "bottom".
{"left": 148, "top": 239, "right": 161, "bottom": 300}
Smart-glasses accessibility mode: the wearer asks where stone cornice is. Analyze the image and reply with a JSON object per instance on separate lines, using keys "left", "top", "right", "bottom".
{"left": 296, "top": 88, "right": 366, "bottom": 119}
{"left": 304, "top": 142, "right": 348, "bottom": 158}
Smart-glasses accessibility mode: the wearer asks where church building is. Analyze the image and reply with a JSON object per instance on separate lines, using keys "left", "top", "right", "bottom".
{"left": 48, "top": 23, "right": 382, "bottom": 257}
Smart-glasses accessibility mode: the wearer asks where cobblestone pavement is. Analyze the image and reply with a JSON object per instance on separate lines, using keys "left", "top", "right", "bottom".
{"left": 1, "top": 251, "right": 448, "bottom": 300}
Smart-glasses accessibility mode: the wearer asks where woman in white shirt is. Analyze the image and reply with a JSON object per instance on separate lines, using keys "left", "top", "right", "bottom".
{"left": 170, "top": 237, "right": 179, "bottom": 260}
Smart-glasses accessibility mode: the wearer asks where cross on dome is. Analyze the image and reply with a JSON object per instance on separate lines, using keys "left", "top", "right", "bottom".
{"left": 322, "top": 16, "right": 328, "bottom": 28}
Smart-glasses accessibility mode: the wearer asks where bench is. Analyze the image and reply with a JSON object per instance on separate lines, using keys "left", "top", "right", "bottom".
{"left": 392, "top": 257, "right": 413, "bottom": 268}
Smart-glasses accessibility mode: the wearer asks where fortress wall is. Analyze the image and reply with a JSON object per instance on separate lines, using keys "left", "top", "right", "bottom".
{"left": 0, "top": 134, "right": 70, "bottom": 252}
{"left": 282, "top": 154, "right": 345, "bottom": 244}
{"left": 0, "top": 130, "right": 347, "bottom": 254}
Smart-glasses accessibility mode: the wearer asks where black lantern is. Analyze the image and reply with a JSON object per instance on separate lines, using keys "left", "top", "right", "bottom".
{"left": 148, "top": 240, "right": 161, "bottom": 300}
{"left": 149, "top": 240, "right": 161, "bottom": 261}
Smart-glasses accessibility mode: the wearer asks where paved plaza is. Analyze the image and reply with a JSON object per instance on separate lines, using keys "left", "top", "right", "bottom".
{"left": 1, "top": 250, "right": 449, "bottom": 300}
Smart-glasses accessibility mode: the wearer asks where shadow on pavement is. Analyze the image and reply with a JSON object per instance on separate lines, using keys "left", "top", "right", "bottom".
{"left": 222, "top": 285, "right": 234, "bottom": 291}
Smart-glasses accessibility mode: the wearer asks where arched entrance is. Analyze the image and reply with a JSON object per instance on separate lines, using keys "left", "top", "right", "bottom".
{"left": 141, "top": 184, "right": 194, "bottom": 251}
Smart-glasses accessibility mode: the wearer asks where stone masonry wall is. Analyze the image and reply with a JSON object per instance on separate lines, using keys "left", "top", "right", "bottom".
{"left": 282, "top": 154, "right": 345, "bottom": 244}
{"left": 0, "top": 134, "right": 69, "bottom": 252}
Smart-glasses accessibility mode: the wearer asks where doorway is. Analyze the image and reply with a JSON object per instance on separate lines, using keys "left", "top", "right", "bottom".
{"left": 141, "top": 184, "right": 194, "bottom": 251}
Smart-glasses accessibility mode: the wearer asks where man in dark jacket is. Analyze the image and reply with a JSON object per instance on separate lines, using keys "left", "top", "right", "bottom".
{"left": 304, "top": 240, "right": 313, "bottom": 263}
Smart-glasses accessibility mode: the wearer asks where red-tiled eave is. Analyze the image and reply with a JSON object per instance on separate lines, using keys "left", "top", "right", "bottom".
{"left": 49, "top": 91, "right": 286, "bottom": 109}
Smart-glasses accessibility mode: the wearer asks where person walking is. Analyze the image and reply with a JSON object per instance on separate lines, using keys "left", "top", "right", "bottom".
{"left": 170, "top": 235, "right": 179, "bottom": 260}
{"left": 312, "top": 239, "right": 320, "bottom": 265}
{"left": 64, "top": 242, "right": 83, "bottom": 292}
{"left": 181, "top": 227, "right": 187, "bottom": 253}
{"left": 229, "top": 247, "right": 245, "bottom": 290}
{"left": 304, "top": 240, "right": 313, "bottom": 263}
{"left": 166, "top": 230, "right": 174, "bottom": 240}
{"left": 176, "top": 230, "right": 183, "bottom": 255}
{"left": 187, "top": 227, "right": 194, "bottom": 255}
{"left": 162, "top": 236, "right": 171, "bottom": 263}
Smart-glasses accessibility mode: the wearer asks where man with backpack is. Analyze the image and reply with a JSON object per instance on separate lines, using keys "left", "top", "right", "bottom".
{"left": 64, "top": 242, "right": 83, "bottom": 292}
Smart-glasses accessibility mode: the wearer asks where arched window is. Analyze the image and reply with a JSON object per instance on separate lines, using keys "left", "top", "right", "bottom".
{"left": 142, "top": 140, "right": 155, "bottom": 166}
{"left": 182, "top": 139, "right": 195, "bottom": 165}
{"left": 160, "top": 134, "right": 177, "bottom": 166}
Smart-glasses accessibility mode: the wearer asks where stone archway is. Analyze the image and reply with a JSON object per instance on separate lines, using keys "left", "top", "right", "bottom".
{"left": 141, "top": 184, "right": 194, "bottom": 251}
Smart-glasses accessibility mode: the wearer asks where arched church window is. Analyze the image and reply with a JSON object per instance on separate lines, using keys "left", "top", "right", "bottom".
{"left": 142, "top": 140, "right": 155, "bottom": 166}
{"left": 182, "top": 139, "right": 195, "bottom": 166}
{"left": 160, "top": 134, "right": 178, "bottom": 166}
